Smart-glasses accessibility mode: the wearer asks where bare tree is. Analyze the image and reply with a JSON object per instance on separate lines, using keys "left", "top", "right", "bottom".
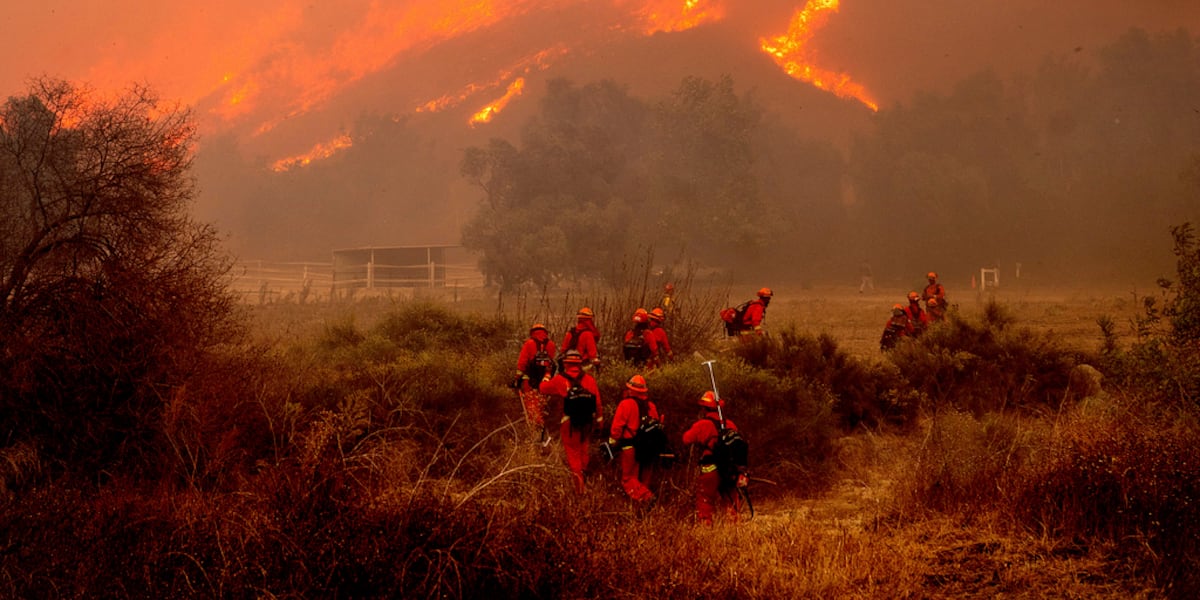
{"left": 0, "top": 78, "right": 240, "bottom": 472}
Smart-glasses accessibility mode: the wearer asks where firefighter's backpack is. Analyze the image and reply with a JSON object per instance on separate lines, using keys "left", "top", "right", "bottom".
{"left": 622, "top": 329, "right": 653, "bottom": 364}
{"left": 562, "top": 374, "right": 596, "bottom": 429}
{"left": 719, "top": 301, "right": 752, "bottom": 336}
{"left": 633, "top": 398, "right": 668, "bottom": 464}
{"left": 525, "top": 339, "right": 555, "bottom": 382}
{"left": 708, "top": 418, "right": 749, "bottom": 485}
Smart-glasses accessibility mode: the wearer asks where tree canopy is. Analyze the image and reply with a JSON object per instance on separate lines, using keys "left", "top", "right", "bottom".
{"left": 0, "top": 78, "right": 238, "bottom": 471}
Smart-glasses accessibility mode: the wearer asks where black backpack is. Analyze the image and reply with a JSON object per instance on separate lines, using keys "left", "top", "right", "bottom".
{"left": 622, "top": 326, "right": 653, "bottom": 365}
{"left": 633, "top": 397, "right": 668, "bottom": 464}
{"left": 707, "top": 418, "right": 749, "bottom": 486}
{"left": 720, "top": 301, "right": 753, "bottom": 336}
{"left": 524, "top": 338, "right": 555, "bottom": 382}
{"left": 562, "top": 373, "right": 597, "bottom": 429}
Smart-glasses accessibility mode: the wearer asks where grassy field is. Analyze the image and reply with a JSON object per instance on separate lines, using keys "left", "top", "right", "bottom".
{"left": 4, "top": 278, "right": 1194, "bottom": 598}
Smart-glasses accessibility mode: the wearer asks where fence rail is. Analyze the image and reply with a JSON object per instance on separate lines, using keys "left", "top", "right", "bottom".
{"left": 229, "top": 259, "right": 484, "bottom": 303}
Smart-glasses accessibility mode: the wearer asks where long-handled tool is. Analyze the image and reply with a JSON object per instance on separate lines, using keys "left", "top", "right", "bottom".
{"left": 700, "top": 358, "right": 755, "bottom": 520}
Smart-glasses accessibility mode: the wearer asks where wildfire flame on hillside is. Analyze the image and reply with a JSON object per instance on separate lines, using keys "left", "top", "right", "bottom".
{"left": 628, "top": 0, "right": 726, "bottom": 34}
{"left": 470, "top": 78, "right": 527, "bottom": 126}
{"left": 417, "top": 46, "right": 568, "bottom": 115}
{"left": 271, "top": 133, "right": 354, "bottom": 172}
{"left": 760, "top": 0, "right": 878, "bottom": 111}
{"left": 243, "top": 0, "right": 876, "bottom": 169}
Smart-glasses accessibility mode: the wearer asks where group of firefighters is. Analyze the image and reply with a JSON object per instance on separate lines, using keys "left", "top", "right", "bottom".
{"left": 880, "top": 271, "right": 948, "bottom": 350}
{"left": 513, "top": 287, "right": 753, "bottom": 526}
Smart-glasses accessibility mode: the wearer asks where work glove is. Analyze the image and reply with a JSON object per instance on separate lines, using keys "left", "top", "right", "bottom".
{"left": 509, "top": 372, "right": 524, "bottom": 390}
{"left": 736, "top": 473, "right": 749, "bottom": 489}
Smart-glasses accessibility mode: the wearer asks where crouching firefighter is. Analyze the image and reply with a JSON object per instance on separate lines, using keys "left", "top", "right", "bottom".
{"left": 682, "top": 391, "right": 750, "bottom": 525}
{"left": 539, "top": 350, "right": 603, "bottom": 494}
{"left": 607, "top": 375, "right": 665, "bottom": 506}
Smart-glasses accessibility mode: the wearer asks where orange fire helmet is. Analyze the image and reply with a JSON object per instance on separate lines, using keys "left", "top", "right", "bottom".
{"left": 577, "top": 307, "right": 594, "bottom": 319}
{"left": 698, "top": 390, "right": 725, "bottom": 410}
{"left": 626, "top": 374, "right": 648, "bottom": 395}
{"left": 757, "top": 287, "right": 773, "bottom": 298}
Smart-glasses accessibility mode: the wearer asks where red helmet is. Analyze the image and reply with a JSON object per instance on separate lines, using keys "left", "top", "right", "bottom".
{"left": 562, "top": 350, "right": 584, "bottom": 364}
{"left": 907, "top": 291, "right": 920, "bottom": 302}
{"left": 626, "top": 374, "right": 648, "bottom": 395}
{"left": 664, "top": 282, "right": 675, "bottom": 292}
{"left": 927, "top": 271, "right": 938, "bottom": 280}
{"left": 698, "top": 390, "right": 724, "bottom": 410}
{"left": 577, "top": 307, "right": 594, "bottom": 319}
{"left": 757, "top": 287, "right": 773, "bottom": 298}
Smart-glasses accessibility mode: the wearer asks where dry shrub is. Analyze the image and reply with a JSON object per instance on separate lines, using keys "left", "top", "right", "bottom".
{"left": 895, "top": 410, "right": 1034, "bottom": 518}
{"left": 769, "top": 326, "right": 913, "bottom": 429}
{"left": 1012, "top": 396, "right": 1200, "bottom": 590}
{"left": 889, "top": 300, "right": 1082, "bottom": 414}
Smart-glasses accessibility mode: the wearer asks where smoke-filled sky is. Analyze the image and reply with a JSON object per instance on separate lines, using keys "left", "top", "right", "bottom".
{"left": 4, "top": 0, "right": 1195, "bottom": 156}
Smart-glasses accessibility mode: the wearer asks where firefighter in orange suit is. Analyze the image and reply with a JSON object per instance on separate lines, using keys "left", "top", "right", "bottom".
{"left": 740, "top": 287, "right": 773, "bottom": 337}
{"left": 539, "top": 350, "right": 602, "bottom": 494}
{"left": 607, "top": 375, "right": 659, "bottom": 504}
{"left": 562, "top": 307, "right": 601, "bottom": 370}
{"left": 904, "top": 291, "right": 930, "bottom": 336}
{"left": 682, "top": 391, "right": 745, "bottom": 525}
{"left": 923, "top": 272, "right": 946, "bottom": 306}
{"left": 648, "top": 307, "right": 673, "bottom": 364}
{"left": 515, "top": 323, "right": 556, "bottom": 439}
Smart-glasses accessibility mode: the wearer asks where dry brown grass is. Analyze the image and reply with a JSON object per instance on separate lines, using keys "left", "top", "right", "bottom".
{"left": 4, "top": 281, "right": 1187, "bottom": 598}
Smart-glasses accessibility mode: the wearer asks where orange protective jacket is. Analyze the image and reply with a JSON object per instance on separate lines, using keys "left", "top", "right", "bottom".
{"left": 923, "top": 283, "right": 946, "bottom": 303}
{"left": 609, "top": 395, "right": 660, "bottom": 445}
{"left": 682, "top": 412, "right": 738, "bottom": 463}
{"left": 904, "top": 303, "right": 930, "bottom": 330}
{"left": 539, "top": 367, "right": 602, "bottom": 421}
{"left": 562, "top": 323, "right": 599, "bottom": 363}
{"left": 649, "top": 325, "right": 671, "bottom": 357}
{"left": 742, "top": 299, "right": 767, "bottom": 332}
{"left": 517, "top": 330, "right": 556, "bottom": 374}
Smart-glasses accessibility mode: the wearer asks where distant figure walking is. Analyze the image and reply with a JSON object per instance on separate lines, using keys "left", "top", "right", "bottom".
{"left": 859, "top": 261, "right": 875, "bottom": 293}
